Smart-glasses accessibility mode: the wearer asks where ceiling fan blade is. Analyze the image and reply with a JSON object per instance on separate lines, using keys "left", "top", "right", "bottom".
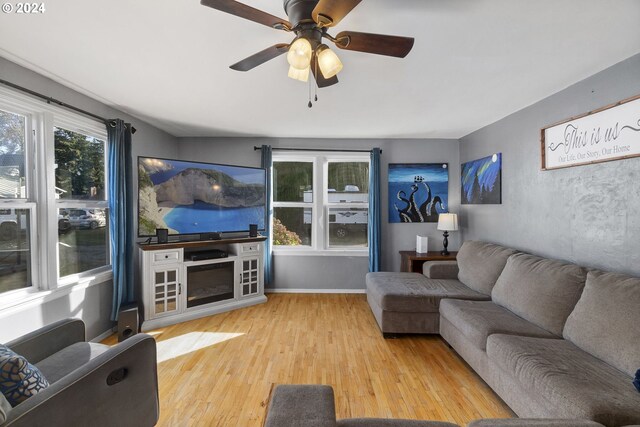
{"left": 200, "top": 0, "right": 291, "bottom": 30}
{"left": 230, "top": 44, "right": 290, "bottom": 72}
{"left": 312, "top": 0, "right": 362, "bottom": 27}
{"left": 311, "top": 55, "right": 338, "bottom": 88}
{"left": 335, "top": 31, "right": 414, "bottom": 58}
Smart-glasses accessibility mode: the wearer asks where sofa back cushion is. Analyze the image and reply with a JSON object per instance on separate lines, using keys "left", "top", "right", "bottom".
{"left": 563, "top": 271, "right": 640, "bottom": 377}
{"left": 457, "top": 241, "right": 518, "bottom": 295}
{"left": 491, "top": 253, "right": 587, "bottom": 336}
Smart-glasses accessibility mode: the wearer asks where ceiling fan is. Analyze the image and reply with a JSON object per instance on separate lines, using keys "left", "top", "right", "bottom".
{"left": 200, "top": 0, "right": 415, "bottom": 88}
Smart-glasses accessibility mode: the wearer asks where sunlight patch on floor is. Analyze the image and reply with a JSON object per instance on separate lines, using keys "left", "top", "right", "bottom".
{"left": 156, "top": 331, "right": 244, "bottom": 363}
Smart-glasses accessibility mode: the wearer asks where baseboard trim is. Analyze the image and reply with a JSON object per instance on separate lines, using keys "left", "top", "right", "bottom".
{"left": 265, "top": 288, "right": 366, "bottom": 294}
{"left": 91, "top": 328, "right": 115, "bottom": 343}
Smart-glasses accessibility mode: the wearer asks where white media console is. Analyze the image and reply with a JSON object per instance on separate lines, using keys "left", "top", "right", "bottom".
{"left": 138, "top": 236, "right": 267, "bottom": 331}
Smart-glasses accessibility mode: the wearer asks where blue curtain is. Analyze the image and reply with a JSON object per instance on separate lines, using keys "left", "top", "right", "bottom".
{"left": 368, "top": 148, "right": 382, "bottom": 272}
{"left": 108, "top": 119, "right": 134, "bottom": 321}
{"left": 261, "top": 145, "right": 274, "bottom": 285}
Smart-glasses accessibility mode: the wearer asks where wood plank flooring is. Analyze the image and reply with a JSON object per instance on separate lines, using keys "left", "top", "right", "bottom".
{"left": 104, "top": 294, "right": 513, "bottom": 426}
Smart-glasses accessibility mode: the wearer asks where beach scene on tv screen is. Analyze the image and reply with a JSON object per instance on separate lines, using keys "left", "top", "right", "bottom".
{"left": 138, "top": 158, "right": 266, "bottom": 236}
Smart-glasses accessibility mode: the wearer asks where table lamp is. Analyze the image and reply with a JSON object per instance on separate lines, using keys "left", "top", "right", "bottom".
{"left": 437, "top": 213, "right": 458, "bottom": 256}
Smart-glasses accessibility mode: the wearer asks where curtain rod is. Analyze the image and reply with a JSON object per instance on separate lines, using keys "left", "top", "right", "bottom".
{"left": 254, "top": 146, "right": 381, "bottom": 154}
{"left": 0, "top": 78, "right": 137, "bottom": 133}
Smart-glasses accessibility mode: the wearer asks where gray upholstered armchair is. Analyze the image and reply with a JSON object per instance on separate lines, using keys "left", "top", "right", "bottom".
{"left": 2, "top": 319, "right": 159, "bottom": 427}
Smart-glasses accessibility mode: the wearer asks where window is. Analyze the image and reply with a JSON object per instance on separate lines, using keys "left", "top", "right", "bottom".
{"left": 0, "top": 86, "right": 111, "bottom": 301}
{"left": 272, "top": 152, "right": 369, "bottom": 253}
{"left": 55, "top": 127, "right": 109, "bottom": 279}
{"left": 0, "top": 108, "right": 34, "bottom": 295}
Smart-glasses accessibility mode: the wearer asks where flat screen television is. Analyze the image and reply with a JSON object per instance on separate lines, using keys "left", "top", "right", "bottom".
{"left": 137, "top": 156, "right": 266, "bottom": 237}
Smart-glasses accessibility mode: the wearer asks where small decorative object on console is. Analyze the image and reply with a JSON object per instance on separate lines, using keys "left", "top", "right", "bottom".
{"left": 437, "top": 213, "right": 458, "bottom": 256}
{"left": 156, "top": 228, "right": 169, "bottom": 244}
{"left": 416, "top": 234, "right": 429, "bottom": 253}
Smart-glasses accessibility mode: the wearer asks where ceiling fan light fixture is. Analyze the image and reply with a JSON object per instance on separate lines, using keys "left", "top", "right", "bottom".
{"left": 316, "top": 44, "right": 343, "bottom": 79}
{"left": 287, "top": 38, "right": 312, "bottom": 70}
{"left": 288, "top": 65, "right": 310, "bottom": 82}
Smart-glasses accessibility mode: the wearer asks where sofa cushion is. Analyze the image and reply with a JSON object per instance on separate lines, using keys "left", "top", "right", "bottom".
{"left": 338, "top": 420, "right": 457, "bottom": 427}
{"left": 491, "top": 253, "right": 587, "bottom": 336}
{"left": 35, "top": 342, "right": 110, "bottom": 384}
{"left": 486, "top": 334, "right": 640, "bottom": 426}
{"left": 366, "top": 272, "right": 489, "bottom": 313}
{"left": 422, "top": 261, "right": 459, "bottom": 280}
{"left": 467, "top": 420, "right": 605, "bottom": 427}
{"left": 563, "top": 271, "right": 640, "bottom": 378}
{"left": 439, "top": 299, "right": 556, "bottom": 350}
{"left": 0, "top": 344, "right": 49, "bottom": 407}
{"left": 457, "top": 241, "right": 517, "bottom": 295}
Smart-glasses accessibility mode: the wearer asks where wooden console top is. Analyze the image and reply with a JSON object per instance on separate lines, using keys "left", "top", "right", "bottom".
{"left": 138, "top": 236, "right": 267, "bottom": 251}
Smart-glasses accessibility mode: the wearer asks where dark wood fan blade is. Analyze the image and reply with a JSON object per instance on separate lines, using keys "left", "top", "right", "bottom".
{"left": 335, "top": 31, "right": 414, "bottom": 58}
{"left": 200, "top": 0, "right": 291, "bottom": 30}
{"left": 312, "top": 0, "right": 362, "bottom": 27}
{"left": 230, "top": 44, "right": 290, "bottom": 71}
{"left": 310, "top": 55, "right": 338, "bottom": 88}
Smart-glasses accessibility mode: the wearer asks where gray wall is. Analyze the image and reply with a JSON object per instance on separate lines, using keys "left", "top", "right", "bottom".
{"left": 459, "top": 53, "right": 640, "bottom": 276}
{"left": 178, "top": 137, "right": 460, "bottom": 290}
{"left": 0, "top": 57, "right": 178, "bottom": 341}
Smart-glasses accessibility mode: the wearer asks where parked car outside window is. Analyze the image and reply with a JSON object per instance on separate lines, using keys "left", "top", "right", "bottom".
{"left": 67, "top": 208, "right": 106, "bottom": 229}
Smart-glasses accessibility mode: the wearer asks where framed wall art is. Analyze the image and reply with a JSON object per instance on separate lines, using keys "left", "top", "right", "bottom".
{"left": 461, "top": 153, "right": 502, "bottom": 205}
{"left": 388, "top": 163, "right": 449, "bottom": 223}
{"left": 541, "top": 94, "right": 640, "bottom": 170}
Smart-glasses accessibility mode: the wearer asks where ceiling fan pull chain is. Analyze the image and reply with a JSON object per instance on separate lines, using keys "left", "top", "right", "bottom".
{"left": 308, "top": 74, "right": 313, "bottom": 108}
{"left": 314, "top": 57, "right": 318, "bottom": 103}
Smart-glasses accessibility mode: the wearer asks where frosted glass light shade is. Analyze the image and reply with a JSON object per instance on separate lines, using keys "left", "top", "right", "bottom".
{"left": 287, "top": 38, "right": 312, "bottom": 70}
{"left": 437, "top": 213, "right": 459, "bottom": 231}
{"left": 288, "top": 65, "right": 309, "bottom": 82}
{"left": 317, "top": 44, "right": 343, "bottom": 78}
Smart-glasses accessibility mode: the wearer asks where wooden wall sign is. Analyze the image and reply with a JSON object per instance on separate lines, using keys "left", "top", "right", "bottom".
{"left": 541, "top": 94, "right": 640, "bottom": 170}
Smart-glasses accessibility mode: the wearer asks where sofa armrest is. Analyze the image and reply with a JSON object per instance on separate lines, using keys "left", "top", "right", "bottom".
{"left": 423, "top": 261, "right": 459, "bottom": 280}
{"left": 5, "top": 334, "right": 159, "bottom": 427}
{"left": 264, "top": 385, "right": 337, "bottom": 427}
{"left": 467, "top": 419, "right": 606, "bottom": 427}
{"left": 5, "top": 319, "right": 85, "bottom": 363}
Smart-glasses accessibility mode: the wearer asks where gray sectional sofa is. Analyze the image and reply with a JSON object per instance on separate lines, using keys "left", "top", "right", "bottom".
{"left": 365, "top": 241, "right": 640, "bottom": 427}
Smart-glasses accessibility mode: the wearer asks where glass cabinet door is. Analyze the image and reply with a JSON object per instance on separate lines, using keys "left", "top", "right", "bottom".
{"left": 152, "top": 266, "right": 180, "bottom": 317}
{"left": 240, "top": 257, "right": 259, "bottom": 297}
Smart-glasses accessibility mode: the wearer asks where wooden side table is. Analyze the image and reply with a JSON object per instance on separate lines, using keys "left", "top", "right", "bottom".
{"left": 399, "top": 251, "right": 458, "bottom": 273}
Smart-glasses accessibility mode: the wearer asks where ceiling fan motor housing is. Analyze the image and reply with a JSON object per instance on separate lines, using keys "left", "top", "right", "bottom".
{"left": 283, "top": 0, "right": 321, "bottom": 28}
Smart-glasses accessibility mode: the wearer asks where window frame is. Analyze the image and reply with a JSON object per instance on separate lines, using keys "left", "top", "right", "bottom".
{"left": 272, "top": 151, "right": 369, "bottom": 256}
{"left": 0, "top": 86, "right": 112, "bottom": 309}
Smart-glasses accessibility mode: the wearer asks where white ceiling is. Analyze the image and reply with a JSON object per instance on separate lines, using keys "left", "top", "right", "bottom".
{"left": 1, "top": 0, "right": 639, "bottom": 139}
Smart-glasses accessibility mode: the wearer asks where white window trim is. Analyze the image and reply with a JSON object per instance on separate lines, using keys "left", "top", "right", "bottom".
{"left": 272, "top": 151, "right": 370, "bottom": 256}
{"left": 0, "top": 86, "right": 113, "bottom": 310}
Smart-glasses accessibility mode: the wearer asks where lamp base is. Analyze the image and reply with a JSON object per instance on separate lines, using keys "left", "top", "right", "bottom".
{"left": 441, "top": 231, "right": 450, "bottom": 256}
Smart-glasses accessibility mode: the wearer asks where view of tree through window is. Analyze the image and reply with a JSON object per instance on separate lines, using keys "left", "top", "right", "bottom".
{"left": 54, "top": 127, "right": 105, "bottom": 200}
{"left": 273, "top": 162, "right": 313, "bottom": 246}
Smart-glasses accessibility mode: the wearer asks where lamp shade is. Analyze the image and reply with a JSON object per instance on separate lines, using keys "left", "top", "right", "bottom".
{"left": 316, "top": 44, "right": 343, "bottom": 78}
{"left": 287, "top": 65, "right": 309, "bottom": 82}
{"left": 437, "top": 213, "right": 458, "bottom": 231}
{"left": 287, "top": 38, "right": 312, "bottom": 70}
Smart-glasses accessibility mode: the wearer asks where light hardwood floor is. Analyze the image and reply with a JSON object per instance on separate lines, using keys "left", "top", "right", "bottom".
{"left": 105, "top": 294, "right": 513, "bottom": 426}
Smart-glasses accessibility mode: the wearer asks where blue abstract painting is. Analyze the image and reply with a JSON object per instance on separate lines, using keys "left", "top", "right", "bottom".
{"left": 388, "top": 163, "right": 449, "bottom": 223}
{"left": 461, "top": 153, "right": 502, "bottom": 204}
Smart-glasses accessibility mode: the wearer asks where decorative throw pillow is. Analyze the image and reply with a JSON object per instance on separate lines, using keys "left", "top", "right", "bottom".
{"left": 0, "top": 344, "right": 49, "bottom": 407}
{"left": 634, "top": 369, "right": 640, "bottom": 393}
